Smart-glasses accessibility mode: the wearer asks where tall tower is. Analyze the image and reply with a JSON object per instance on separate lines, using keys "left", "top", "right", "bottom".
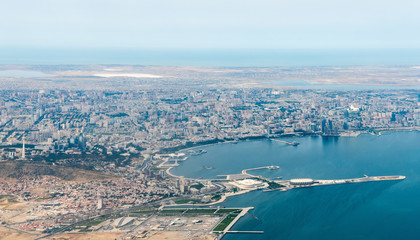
{"left": 97, "top": 197, "right": 103, "bottom": 210}
{"left": 22, "top": 135, "right": 25, "bottom": 160}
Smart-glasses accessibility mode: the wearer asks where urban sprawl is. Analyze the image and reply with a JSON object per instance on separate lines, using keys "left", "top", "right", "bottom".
{"left": 0, "top": 66, "right": 419, "bottom": 239}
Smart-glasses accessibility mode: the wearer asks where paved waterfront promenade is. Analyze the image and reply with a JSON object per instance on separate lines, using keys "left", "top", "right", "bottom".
{"left": 280, "top": 175, "right": 406, "bottom": 190}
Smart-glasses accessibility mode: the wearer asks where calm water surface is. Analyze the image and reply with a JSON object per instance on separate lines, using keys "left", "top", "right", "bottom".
{"left": 172, "top": 131, "right": 420, "bottom": 240}
{"left": 2, "top": 48, "right": 420, "bottom": 66}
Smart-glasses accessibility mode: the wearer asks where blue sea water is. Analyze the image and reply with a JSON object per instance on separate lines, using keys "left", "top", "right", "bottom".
{"left": 171, "top": 131, "right": 420, "bottom": 240}
{"left": 2, "top": 48, "right": 420, "bottom": 67}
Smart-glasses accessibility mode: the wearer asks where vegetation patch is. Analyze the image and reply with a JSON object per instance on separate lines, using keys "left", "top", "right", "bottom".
{"left": 159, "top": 209, "right": 186, "bottom": 215}
{"left": 217, "top": 209, "right": 240, "bottom": 214}
{"left": 67, "top": 215, "right": 109, "bottom": 232}
{"left": 129, "top": 207, "right": 155, "bottom": 214}
{"left": 0, "top": 194, "right": 18, "bottom": 203}
{"left": 174, "top": 198, "right": 202, "bottom": 204}
{"left": 190, "top": 182, "right": 204, "bottom": 190}
{"left": 213, "top": 213, "right": 239, "bottom": 232}
{"left": 267, "top": 181, "right": 285, "bottom": 189}
{"left": 0, "top": 161, "right": 115, "bottom": 182}
{"left": 185, "top": 208, "right": 217, "bottom": 214}
{"left": 211, "top": 194, "right": 221, "bottom": 201}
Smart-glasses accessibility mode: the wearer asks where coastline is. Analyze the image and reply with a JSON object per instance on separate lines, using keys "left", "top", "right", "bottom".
{"left": 159, "top": 127, "right": 420, "bottom": 155}
{"left": 162, "top": 128, "right": 418, "bottom": 207}
{"left": 164, "top": 189, "right": 254, "bottom": 207}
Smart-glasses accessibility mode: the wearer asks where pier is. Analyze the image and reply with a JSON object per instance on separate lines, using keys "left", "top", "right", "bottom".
{"left": 224, "top": 207, "right": 252, "bottom": 233}
{"left": 225, "top": 231, "right": 264, "bottom": 234}
{"left": 271, "top": 139, "right": 300, "bottom": 146}
{"left": 217, "top": 166, "right": 280, "bottom": 181}
{"left": 242, "top": 165, "right": 279, "bottom": 175}
{"left": 282, "top": 175, "right": 406, "bottom": 190}
{"left": 214, "top": 207, "right": 257, "bottom": 239}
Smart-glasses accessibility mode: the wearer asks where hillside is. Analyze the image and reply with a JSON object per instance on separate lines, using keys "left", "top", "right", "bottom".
{"left": 0, "top": 161, "right": 115, "bottom": 182}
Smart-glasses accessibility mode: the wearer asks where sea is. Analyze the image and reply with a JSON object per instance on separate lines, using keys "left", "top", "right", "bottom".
{"left": 171, "top": 131, "right": 420, "bottom": 240}
{"left": 2, "top": 48, "right": 420, "bottom": 67}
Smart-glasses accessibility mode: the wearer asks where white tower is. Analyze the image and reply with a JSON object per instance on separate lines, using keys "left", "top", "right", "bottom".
{"left": 97, "top": 198, "right": 103, "bottom": 210}
{"left": 22, "top": 135, "right": 26, "bottom": 160}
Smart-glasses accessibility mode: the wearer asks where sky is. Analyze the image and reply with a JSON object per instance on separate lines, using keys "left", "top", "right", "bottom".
{"left": 1, "top": 0, "right": 420, "bottom": 49}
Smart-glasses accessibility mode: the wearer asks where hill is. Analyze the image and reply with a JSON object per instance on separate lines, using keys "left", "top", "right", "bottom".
{"left": 0, "top": 161, "right": 115, "bottom": 182}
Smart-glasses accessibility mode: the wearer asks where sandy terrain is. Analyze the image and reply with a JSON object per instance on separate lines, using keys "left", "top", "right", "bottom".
{"left": 0, "top": 226, "right": 38, "bottom": 240}
{"left": 144, "top": 231, "right": 214, "bottom": 240}
{"left": 94, "top": 73, "right": 165, "bottom": 78}
{"left": 45, "top": 232, "right": 125, "bottom": 240}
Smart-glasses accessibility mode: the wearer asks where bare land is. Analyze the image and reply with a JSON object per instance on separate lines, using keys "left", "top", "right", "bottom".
{"left": 0, "top": 226, "right": 38, "bottom": 240}
{"left": 1, "top": 65, "right": 419, "bottom": 90}
{"left": 142, "top": 231, "right": 214, "bottom": 240}
{"left": 44, "top": 232, "right": 125, "bottom": 240}
{"left": 0, "top": 161, "right": 115, "bottom": 182}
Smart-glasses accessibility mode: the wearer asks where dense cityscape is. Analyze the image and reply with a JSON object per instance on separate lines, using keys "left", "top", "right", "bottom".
{"left": 0, "top": 66, "right": 419, "bottom": 239}
{"left": 2, "top": 0, "right": 420, "bottom": 238}
{"left": 1, "top": 88, "right": 419, "bottom": 157}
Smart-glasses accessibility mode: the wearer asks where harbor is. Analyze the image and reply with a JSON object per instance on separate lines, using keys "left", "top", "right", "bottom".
{"left": 164, "top": 132, "right": 416, "bottom": 240}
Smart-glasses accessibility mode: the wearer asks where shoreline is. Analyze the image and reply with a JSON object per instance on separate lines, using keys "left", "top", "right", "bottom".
{"left": 164, "top": 189, "right": 254, "bottom": 207}
{"left": 159, "top": 127, "right": 420, "bottom": 155}
{"left": 163, "top": 128, "right": 417, "bottom": 206}
{"left": 164, "top": 127, "right": 419, "bottom": 179}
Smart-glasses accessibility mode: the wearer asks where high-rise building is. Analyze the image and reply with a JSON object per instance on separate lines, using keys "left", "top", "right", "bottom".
{"left": 22, "top": 135, "right": 25, "bottom": 160}
{"left": 97, "top": 198, "right": 103, "bottom": 210}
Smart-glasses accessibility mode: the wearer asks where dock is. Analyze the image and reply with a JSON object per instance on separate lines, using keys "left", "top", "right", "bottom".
{"left": 225, "top": 231, "right": 264, "bottom": 234}
{"left": 216, "top": 166, "right": 280, "bottom": 181}
{"left": 214, "top": 207, "right": 261, "bottom": 239}
{"left": 242, "top": 165, "right": 279, "bottom": 174}
{"left": 271, "top": 139, "right": 299, "bottom": 146}
{"left": 280, "top": 175, "right": 406, "bottom": 190}
{"left": 223, "top": 207, "right": 252, "bottom": 233}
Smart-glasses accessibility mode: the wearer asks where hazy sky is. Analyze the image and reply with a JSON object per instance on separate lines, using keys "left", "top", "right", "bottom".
{"left": 2, "top": 0, "right": 420, "bottom": 49}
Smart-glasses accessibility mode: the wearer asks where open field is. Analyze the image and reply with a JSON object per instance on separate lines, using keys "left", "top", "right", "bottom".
{"left": 44, "top": 232, "right": 125, "bottom": 240}
{"left": 1, "top": 65, "right": 420, "bottom": 90}
{"left": 0, "top": 226, "right": 38, "bottom": 240}
{"left": 144, "top": 231, "right": 214, "bottom": 240}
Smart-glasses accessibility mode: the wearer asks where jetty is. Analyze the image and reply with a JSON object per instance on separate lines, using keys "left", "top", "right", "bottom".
{"left": 225, "top": 231, "right": 264, "bottom": 234}
{"left": 242, "top": 165, "right": 279, "bottom": 174}
{"left": 281, "top": 175, "right": 406, "bottom": 190}
{"left": 271, "top": 139, "right": 300, "bottom": 146}
{"left": 214, "top": 207, "right": 262, "bottom": 239}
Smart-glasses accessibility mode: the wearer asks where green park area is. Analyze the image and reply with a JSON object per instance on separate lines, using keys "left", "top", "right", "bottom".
{"left": 213, "top": 212, "right": 239, "bottom": 232}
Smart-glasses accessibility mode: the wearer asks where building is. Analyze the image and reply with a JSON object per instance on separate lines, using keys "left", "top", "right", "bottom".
{"left": 230, "top": 179, "right": 266, "bottom": 190}
{"left": 290, "top": 178, "right": 314, "bottom": 185}
{"left": 97, "top": 198, "right": 103, "bottom": 210}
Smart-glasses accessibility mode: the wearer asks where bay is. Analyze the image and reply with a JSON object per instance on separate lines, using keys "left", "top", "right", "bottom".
{"left": 171, "top": 131, "right": 420, "bottom": 240}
